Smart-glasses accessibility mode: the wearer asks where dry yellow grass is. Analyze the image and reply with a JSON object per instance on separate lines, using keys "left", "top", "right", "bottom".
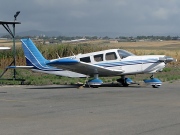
{"left": 0, "top": 39, "right": 21, "bottom": 47}
{"left": 102, "top": 40, "right": 180, "bottom": 66}
{"left": 65, "top": 40, "right": 180, "bottom": 65}
{"left": 0, "top": 40, "right": 179, "bottom": 69}
{"left": 109, "top": 40, "right": 180, "bottom": 47}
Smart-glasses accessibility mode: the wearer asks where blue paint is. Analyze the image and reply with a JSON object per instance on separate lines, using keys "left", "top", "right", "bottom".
{"left": 47, "top": 58, "right": 79, "bottom": 65}
{"left": 21, "top": 38, "right": 78, "bottom": 71}
{"left": 87, "top": 78, "right": 103, "bottom": 85}
{"left": 144, "top": 78, "right": 162, "bottom": 88}
{"left": 125, "top": 78, "right": 134, "bottom": 84}
{"left": 143, "top": 78, "right": 162, "bottom": 84}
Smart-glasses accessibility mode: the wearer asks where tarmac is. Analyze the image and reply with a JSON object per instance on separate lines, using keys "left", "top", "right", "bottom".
{"left": 0, "top": 82, "right": 180, "bottom": 135}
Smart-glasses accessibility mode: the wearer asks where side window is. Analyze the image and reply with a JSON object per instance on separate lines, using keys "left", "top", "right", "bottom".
{"left": 106, "top": 52, "right": 117, "bottom": 60}
{"left": 94, "top": 54, "right": 103, "bottom": 62}
{"left": 80, "top": 57, "right": 91, "bottom": 63}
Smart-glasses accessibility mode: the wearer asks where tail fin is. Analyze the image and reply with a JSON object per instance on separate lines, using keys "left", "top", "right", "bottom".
{"left": 21, "top": 38, "right": 49, "bottom": 69}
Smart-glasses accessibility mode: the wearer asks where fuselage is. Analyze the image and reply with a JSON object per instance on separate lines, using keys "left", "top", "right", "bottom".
{"left": 21, "top": 38, "right": 173, "bottom": 79}
{"left": 72, "top": 49, "right": 166, "bottom": 76}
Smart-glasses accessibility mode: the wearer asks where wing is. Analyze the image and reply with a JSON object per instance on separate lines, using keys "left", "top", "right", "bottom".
{"left": 0, "top": 47, "right": 11, "bottom": 50}
{"left": 48, "top": 58, "right": 124, "bottom": 77}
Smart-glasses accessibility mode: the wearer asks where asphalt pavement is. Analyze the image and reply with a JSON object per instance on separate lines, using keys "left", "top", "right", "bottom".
{"left": 0, "top": 82, "right": 180, "bottom": 135}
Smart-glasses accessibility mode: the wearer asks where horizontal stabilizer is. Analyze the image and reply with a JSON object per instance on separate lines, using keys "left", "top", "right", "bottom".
{"left": 7, "top": 66, "right": 34, "bottom": 69}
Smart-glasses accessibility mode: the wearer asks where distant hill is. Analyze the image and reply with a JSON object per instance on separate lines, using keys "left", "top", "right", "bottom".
{"left": 17, "top": 30, "right": 62, "bottom": 37}
{"left": 0, "top": 30, "right": 62, "bottom": 37}
{"left": 16, "top": 30, "right": 123, "bottom": 37}
{"left": 1, "top": 30, "right": 179, "bottom": 38}
{"left": 0, "top": 30, "right": 124, "bottom": 37}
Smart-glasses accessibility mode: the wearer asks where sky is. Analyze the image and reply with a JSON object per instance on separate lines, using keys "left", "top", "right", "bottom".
{"left": 1, "top": 0, "right": 180, "bottom": 37}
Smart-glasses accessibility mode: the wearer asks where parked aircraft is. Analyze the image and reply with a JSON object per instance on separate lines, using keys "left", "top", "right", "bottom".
{"left": 0, "top": 47, "right": 10, "bottom": 50}
{"left": 9, "top": 38, "right": 176, "bottom": 88}
{"left": 62, "top": 38, "right": 87, "bottom": 43}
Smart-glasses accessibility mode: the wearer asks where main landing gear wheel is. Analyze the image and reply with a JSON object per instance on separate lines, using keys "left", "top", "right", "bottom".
{"left": 86, "top": 74, "right": 103, "bottom": 88}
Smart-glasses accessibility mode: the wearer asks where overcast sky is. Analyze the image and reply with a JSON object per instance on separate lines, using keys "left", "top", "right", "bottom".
{"left": 1, "top": 0, "right": 180, "bottom": 36}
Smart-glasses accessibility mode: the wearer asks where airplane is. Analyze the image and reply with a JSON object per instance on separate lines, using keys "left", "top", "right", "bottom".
{"left": 9, "top": 38, "right": 176, "bottom": 88}
{"left": 0, "top": 47, "right": 11, "bottom": 50}
{"left": 62, "top": 38, "right": 87, "bottom": 43}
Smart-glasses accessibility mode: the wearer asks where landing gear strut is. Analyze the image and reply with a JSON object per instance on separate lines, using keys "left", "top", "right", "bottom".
{"left": 150, "top": 74, "right": 154, "bottom": 79}
{"left": 117, "top": 76, "right": 133, "bottom": 87}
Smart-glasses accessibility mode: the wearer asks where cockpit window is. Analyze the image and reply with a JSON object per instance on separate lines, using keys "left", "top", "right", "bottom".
{"left": 118, "top": 49, "right": 135, "bottom": 59}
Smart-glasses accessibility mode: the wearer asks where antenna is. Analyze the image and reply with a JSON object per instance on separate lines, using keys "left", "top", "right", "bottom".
{"left": 56, "top": 52, "right": 60, "bottom": 58}
{"left": 70, "top": 51, "right": 75, "bottom": 56}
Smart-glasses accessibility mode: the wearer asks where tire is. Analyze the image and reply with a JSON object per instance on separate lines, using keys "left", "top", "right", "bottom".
{"left": 91, "top": 85, "right": 99, "bottom": 88}
{"left": 117, "top": 78, "right": 129, "bottom": 87}
{"left": 122, "top": 78, "right": 129, "bottom": 87}
{"left": 152, "top": 85, "right": 160, "bottom": 88}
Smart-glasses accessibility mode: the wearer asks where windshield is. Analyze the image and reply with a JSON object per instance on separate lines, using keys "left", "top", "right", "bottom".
{"left": 118, "top": 49, "right": 135, "bottom": 59}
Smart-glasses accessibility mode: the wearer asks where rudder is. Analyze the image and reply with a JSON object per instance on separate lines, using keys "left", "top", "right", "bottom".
{"left": 21, "top": 38, "right": 49, "bottom": 68}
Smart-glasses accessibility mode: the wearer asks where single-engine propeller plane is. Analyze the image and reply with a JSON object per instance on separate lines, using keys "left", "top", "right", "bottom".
{"left": 10, "top": 38, "right": 176, "bottom": 88}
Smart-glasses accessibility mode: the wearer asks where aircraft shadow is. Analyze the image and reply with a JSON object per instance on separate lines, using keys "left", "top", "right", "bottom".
{"left": 25, "top": 84, "right": 82, "bottom": 89}
{"left": 25, "top": 83, "right": 143, "bottom": 90}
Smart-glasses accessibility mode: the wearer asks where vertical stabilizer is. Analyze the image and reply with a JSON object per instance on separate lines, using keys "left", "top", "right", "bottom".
{"left": 21, "top": 38, "right": 49, "bottom": 68}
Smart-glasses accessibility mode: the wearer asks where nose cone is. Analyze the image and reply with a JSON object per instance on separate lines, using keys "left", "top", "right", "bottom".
{"left": 165, "top": 56, "right": 177, "bottom": 63}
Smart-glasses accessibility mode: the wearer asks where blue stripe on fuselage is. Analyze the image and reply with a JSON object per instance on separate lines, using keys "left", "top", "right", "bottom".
{"left": 95, "top": 59, "right": 159, "bottom": 67}
{"left": 25, "top": 57, "right": 63, "bottom": 71}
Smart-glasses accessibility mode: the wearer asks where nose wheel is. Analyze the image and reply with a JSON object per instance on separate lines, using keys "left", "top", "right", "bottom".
{"left": 144, "top": 74, "right": 162, "bottom": 88}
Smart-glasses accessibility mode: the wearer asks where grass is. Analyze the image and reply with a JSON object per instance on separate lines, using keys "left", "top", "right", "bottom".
{"left": 0, "top": 66, "right": 179, "bottom": 85}
{"left": 0, "top": 40, "right": 180, "bottom": 85}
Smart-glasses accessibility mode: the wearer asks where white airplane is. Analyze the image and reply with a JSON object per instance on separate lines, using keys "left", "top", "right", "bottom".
{"left": 62, "top": 38, "right": 87, "bottom": 43}
{"left": 48, "top": 48, "right": 175, "bottom": 88}
{"left": 10, "top": 38, "right": 176, "bottom": 88}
